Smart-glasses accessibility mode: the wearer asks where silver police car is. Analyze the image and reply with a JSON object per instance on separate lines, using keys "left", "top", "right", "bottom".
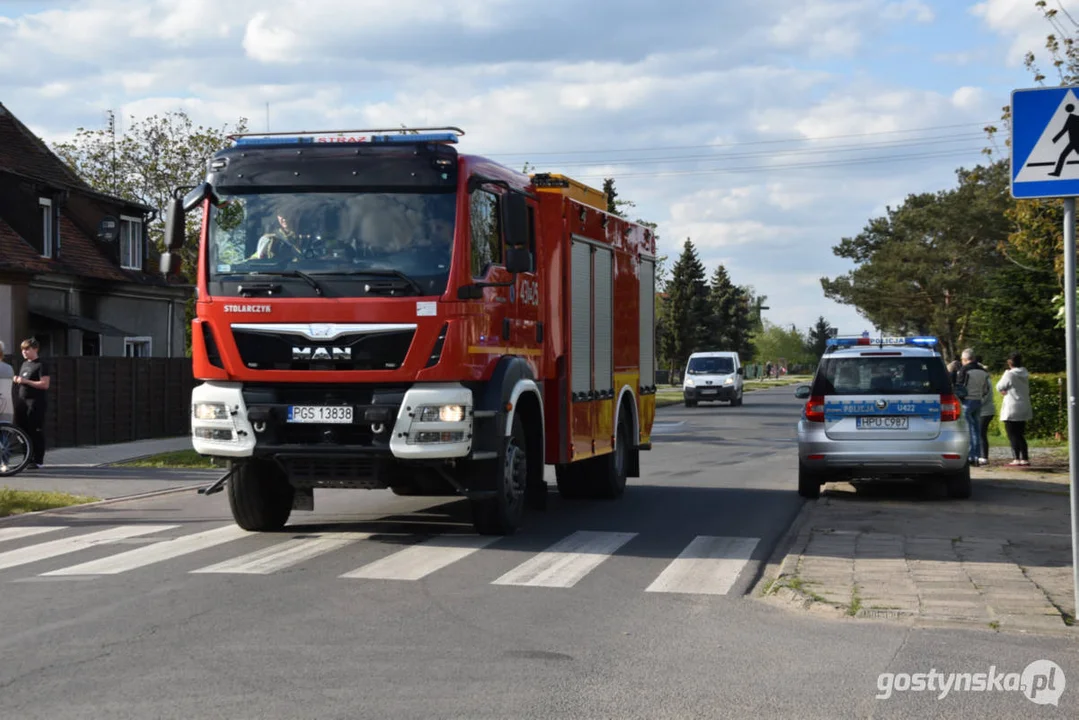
{"left": 794, "top": 335, "right": 971, "bottom": 500}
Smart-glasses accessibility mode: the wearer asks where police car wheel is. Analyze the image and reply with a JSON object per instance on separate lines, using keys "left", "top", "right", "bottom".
{"left": 944, "top": 464, "right": 972, "bottom": 499}
{"left": 798, "top": 463, "right": 822, "bottom": 500}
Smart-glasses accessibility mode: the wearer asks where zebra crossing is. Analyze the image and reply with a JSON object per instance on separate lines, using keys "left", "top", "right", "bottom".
{"left": 0, "top": 522, "right": 761, "bottom": 595}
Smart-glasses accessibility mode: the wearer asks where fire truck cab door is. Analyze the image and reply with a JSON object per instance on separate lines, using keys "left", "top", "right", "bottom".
{"left": 513, "top": 205, "right": 542, "bottom": 356}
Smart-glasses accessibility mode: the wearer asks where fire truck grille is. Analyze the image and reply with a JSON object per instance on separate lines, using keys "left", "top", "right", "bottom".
{"left": 231, "top": 328, "right": 416, "bottom": 371}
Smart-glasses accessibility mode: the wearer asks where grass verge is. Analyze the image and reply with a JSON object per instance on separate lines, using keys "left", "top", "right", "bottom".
{"left": 0, "top": 487, "right": 99, "bottom": 517}
{"left": 115, "top": 449, "right": 222, "bottom": 469}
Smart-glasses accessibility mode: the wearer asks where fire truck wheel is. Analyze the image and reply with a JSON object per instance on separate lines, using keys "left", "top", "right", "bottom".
{"left": 471, "top": 413, "right": 528, "bottom": 535}
{"left": 595, "top": 415, "right": 630, "bottom": 499}
{"left": 227, "top": 459, "right": 294, "bottom": 531}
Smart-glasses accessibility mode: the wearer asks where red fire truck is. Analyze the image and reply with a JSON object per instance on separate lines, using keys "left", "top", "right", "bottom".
{"left": 160, "top": 127, "right": 658, "bottom": 535}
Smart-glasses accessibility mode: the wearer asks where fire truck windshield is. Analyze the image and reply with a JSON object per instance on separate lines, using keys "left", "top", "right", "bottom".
{"left": 207, "top": 190, "right": 456, "bottom": 297}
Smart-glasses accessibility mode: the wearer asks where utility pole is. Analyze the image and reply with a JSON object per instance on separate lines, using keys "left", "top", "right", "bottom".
{"left": 755, "top": 297, "right": 769, "bottom": 327}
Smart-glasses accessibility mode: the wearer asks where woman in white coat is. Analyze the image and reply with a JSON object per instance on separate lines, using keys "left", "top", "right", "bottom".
{"left": 996, "top": 352, "right": 1033, "bottom": 466}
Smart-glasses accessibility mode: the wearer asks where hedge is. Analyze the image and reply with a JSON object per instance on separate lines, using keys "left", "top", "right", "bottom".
{"left": 984, "top": 372, "right": 1066, "bottom": 440}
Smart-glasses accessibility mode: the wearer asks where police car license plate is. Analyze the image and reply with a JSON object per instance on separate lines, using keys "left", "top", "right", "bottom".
{"left": 856, "top": 416, "right": 909, "bottom": 430}
{"left": 288, "top": 405, "right": 353, "bottom": 424}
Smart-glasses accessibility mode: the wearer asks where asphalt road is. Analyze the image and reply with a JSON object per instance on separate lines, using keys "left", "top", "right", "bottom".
{"left": 0, "top": 387, "right": 1076, "bottom": 719}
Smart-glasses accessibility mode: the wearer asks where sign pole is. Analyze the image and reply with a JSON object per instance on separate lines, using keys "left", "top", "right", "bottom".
{"left": 1065, "top": 197, "right": 1079, "bottom": 619}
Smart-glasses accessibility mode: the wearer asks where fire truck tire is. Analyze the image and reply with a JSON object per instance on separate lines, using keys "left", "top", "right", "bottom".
{"left": 227, "top": 459, "right": 294, "bottom": 531}
{"left": 594, "top": 415, "right": 630, "bottom": 500}
{"left": 471, "top": 413, "right": 528, "bottom": 535}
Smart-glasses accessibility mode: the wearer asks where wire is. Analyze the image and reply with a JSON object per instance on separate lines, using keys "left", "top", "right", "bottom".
{"left": 543, "top": 132, "right": 987, "bottom": 169}
{"left": 481, "top": 120, "right": 998, "bottom": 157}
{"left": 565, "top": 146, "right": 988, "bottom": 180}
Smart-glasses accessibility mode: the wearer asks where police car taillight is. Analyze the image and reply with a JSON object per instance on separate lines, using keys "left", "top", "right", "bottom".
{"left": 940, "top": 393, "right": 961, "bottom": 422}
{"left": 805, "top": 395, "right": 825, "bottom": 422}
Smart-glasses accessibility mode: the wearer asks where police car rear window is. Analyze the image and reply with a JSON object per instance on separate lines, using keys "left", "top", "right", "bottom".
{"left": 811, "top": 356, "right": 951, "bottom": 396}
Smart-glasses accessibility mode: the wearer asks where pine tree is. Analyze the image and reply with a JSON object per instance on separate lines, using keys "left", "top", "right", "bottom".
{"left": 805, "top": 316, "right": 834, "bottom": 359}
{"left": 708, "top": 264, "right": 754, "bottom": 356}
{"left": 661, "top": 238, "right": 709, "bottom": 376}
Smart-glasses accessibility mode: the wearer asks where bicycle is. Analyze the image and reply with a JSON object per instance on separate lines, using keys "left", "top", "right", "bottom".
{"left": 0, "top": 396, "right": 33, "bottom": 477}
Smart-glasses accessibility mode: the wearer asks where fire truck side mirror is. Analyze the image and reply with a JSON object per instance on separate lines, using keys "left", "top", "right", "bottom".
{"left": 504, "top": 246, "right": 531, "bottom": 274}
{"left": 159, "top": 251, "right": 183, "bottom": 276}
{"left": 501, "top": 192, "right": 529, "bottom": 249}
{"left": 164, "top": 197, "right": 186, "bottom": 252}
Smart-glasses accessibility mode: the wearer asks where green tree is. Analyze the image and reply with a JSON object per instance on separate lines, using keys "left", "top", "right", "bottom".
{"left": 52, "top": 109, "right": 247, "bottom": 354}
{"left": 751, "top": 321, "right": 814, "bottom": 369}
{"left": 968, "top": 261, "right": 1065, "bottom": 372}
{"left": 805, "top": 316, "right": 834, "bottom": 359}
{"left": 821, "top": 161, "right": 1012, "bottom": 360}
{"left": 661, "top": 238, "right": 710, "bottom": 376}
{"left": 602, "top": 177, "right": 637, "bottom": 217}
{"left": 707, "top": 264, "right": 754, "bottom": 357}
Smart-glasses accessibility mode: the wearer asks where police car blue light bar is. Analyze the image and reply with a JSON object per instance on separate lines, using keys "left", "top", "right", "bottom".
{"left": 826, "top": 335, "right": 939, "bottom": 348}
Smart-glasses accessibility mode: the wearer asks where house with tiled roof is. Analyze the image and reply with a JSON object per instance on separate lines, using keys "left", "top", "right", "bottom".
{"left": 0, "top": 102, "right": 190, "bottom": 358}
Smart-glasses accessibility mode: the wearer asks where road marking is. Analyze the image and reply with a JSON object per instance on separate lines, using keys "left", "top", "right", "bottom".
{"left": 41, "top": 524, "right": 250, "bottom": 576}
{"left": 341, "top": 535, "right": 499, "bottom": 580}
{"left": 491, "top": 530, "right": 637, "bottom": 588}
{"left": 0, "top": 526, "right": 66, "bottom": 544}
{"left": 0, "top": 525, "right": 178, "bottom": 572}
{"left": 645, "top": 536, "right": 760, "bottom": 595}
{"left": 191, "top": 532, "right": 373, "bottom": 575}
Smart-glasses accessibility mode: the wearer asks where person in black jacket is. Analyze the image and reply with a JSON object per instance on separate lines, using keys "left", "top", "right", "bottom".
{"left": 12, "top": 338, "right": 50, "bottom": 468}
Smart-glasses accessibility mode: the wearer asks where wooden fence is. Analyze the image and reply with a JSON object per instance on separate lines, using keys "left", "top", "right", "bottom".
{"left": 14, "top": 357, "right": 194, "bottom": 450}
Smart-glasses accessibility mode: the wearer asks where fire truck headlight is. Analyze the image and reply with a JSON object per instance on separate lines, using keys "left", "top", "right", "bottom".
{"left": 419, "top": 405, "right": 465, "bottom": 423}
{"left": 193, "top": 402, "right": 229, "bottom": 421}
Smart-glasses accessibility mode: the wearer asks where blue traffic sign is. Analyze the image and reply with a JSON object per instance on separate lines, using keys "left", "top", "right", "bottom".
{"left": 1011, "top": 85, "right": 1079, "bottom": 199}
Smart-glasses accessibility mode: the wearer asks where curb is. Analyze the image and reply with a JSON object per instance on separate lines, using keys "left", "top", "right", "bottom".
{"left": 749, "top": 494, "right": 817, "bottom": 598}
{"left": 0, "top": 482, "right": 210, "bottom": 525}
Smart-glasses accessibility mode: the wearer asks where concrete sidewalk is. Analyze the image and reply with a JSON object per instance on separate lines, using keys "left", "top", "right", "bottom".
{"left": 759, "top": 447, "right": 1077, "bottom": 636}
{"left": 40, "top": 436, "right": 193, "bottom": 468}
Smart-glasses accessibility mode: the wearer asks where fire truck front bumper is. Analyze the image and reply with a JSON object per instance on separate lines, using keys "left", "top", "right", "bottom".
{"left": 189, "top": 381, "right": 476, "bottom": 462}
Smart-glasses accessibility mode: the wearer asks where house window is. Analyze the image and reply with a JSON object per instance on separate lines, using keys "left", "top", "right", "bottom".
{"left": 124, "top": 336, "right": 152, "bottom": 357}
{"left": 469, "top": 189, "right": 502, "bottom": 278}
{"left": 39, "top": 198, "right": 54, "bottom": 258}
{"left": 120, "top": 215, "right": 143, "bottom": 270}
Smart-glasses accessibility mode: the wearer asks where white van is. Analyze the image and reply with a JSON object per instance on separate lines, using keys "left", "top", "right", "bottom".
{"left": 682, "top": 351, "right": 743, "bottom": 407}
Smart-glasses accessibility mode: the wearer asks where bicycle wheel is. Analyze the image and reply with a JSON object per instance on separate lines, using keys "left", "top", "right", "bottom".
{"left": 0, "top": 423, "right": 32, "bottom": 477}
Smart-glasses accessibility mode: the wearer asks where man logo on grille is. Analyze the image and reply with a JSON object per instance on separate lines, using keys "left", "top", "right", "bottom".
{"left": 292, "top": 346, "right": 351, "bottom": 361}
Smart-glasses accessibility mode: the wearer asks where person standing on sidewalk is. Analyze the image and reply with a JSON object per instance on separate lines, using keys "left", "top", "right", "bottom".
{"left": 0, "top": 341, "right": 13, "bottom": 424}
{"left": 975, "top": 354, "right": 995, "bottom": 466}
{"left": 996, "top": 351, "right": 1032, "bottom": 467}
{"left": 956, "top": 349, "right": 991, "bottom": 466}
{"left": 12, "top": 337, "right": 50, "bottom": 469}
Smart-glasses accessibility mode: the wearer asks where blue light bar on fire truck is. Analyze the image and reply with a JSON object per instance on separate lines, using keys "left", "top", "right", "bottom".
{"left": 826, "top": 335, "right": 939, "bottom": 348}
{"left": 230, "top": 127, "right": 464, "bottom": 147}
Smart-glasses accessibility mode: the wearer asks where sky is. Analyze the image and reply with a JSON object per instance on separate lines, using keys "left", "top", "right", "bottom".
{"left": 0, "top": 0, "right": 1069, "bottom": 336}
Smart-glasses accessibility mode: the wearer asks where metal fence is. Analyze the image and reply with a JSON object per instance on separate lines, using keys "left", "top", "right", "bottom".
{"left": 14, "top": 357, "right": 194, "bottom": 450}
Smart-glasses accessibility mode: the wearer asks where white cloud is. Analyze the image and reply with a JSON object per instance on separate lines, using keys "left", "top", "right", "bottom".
{"left": 971, "top": 0, "right": 1079, "bottom": 68}
{"left": 0, "top": 0, "right": 1011, "bottom": 336}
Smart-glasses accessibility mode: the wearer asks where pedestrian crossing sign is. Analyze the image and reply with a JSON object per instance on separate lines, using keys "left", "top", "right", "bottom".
{"left": 1011, "top": 85, "right": 1079, "bottom": 199}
